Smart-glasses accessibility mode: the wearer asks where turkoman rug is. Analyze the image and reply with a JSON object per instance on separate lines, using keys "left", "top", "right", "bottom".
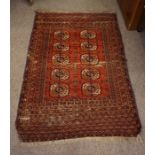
{"left": 16, "top": 12, "right": 141, "bottom": 142}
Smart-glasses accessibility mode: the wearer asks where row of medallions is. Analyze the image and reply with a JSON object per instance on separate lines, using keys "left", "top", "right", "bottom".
{"left": 50, "top": 83, "right": 101, "bottom": 97}
{"left": 54, "top": 30, "right": 96, "bottom": 40}
{"left": 52, "top": 54, "right": 99, "bottom": 65}
{"left": 51, "top": 68, "right": 100, "bottom": 81}
{"left": 53, "top": 42, "right": 97, "bottom": 51}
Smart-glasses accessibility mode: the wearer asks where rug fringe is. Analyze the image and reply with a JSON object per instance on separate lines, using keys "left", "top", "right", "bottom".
{"left": 136, "top": 134, "right": 144, "bottom": 144}
{"left": 34, "top": 9, "right": 116, "bottom": 14}
{"left": 19, "top": 136, "right": 144, "bottom": 146}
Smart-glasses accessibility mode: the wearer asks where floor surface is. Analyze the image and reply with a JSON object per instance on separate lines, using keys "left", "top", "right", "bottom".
{"left": 11, "top": 0, "right": 145, "bottom": 154}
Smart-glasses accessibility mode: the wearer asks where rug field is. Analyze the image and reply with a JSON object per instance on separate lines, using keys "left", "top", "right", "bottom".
{"left": 16, "top": 12, "right": 141, "bottom": 142}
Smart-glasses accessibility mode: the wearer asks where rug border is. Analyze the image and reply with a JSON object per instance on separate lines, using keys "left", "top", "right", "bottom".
{"left": 15, "top": 12, "right": 141, "bottom": 142}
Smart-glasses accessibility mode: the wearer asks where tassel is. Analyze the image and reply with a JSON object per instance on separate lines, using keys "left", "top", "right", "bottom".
{"left": 136, "top": 134, "right": 144, "bottom": 144}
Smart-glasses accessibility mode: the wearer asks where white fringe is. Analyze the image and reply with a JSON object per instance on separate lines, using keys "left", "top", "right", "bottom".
{"left": 19, "top": 135, "right": 144, "bottom": 146}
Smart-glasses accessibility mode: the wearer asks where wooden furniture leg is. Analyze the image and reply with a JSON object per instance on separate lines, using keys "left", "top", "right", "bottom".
{"left": 28, "top": 0, "right": 33, "bottom": 5}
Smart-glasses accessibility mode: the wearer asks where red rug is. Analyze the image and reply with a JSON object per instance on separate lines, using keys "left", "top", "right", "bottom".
{"left": 16, "top": 12, "right": 141, "bottom": 142}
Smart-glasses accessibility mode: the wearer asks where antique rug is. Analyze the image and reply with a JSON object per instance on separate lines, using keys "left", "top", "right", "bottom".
{"left": 16, "top": 12, "right": 141, "bottom": 142}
